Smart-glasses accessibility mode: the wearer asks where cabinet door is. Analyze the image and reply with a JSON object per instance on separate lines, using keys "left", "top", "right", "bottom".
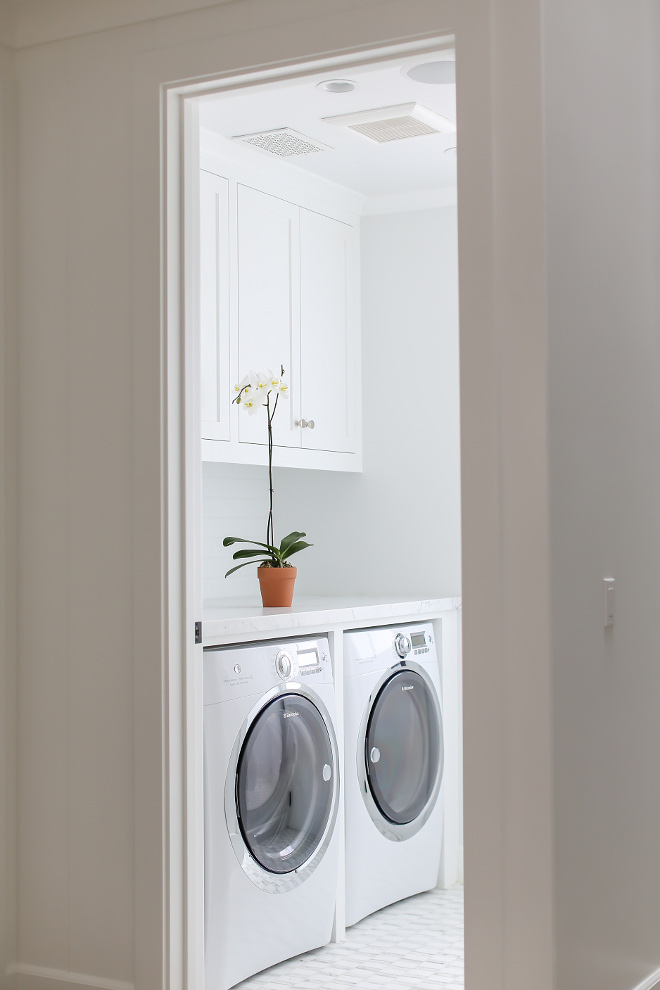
{"left": 236, "top": 185, "right": 301, "bottom": 448}
{"left": 299, "top": 209, "right": 358, "bottom": 454}
{"left": 199, "top": 170, "right": 231, "bottom": 442}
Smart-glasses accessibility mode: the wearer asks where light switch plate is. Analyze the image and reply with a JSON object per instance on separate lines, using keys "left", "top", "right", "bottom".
{"left": 603, "top": 578, "right": 615, "bottom": 627}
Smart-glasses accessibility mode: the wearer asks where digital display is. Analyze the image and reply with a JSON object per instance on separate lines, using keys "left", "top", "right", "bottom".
{"left": 411, "top": 633, "right": 426, "bottom": 649}
{"left": 298, "top": 648, "right": 319, "bottom": 668}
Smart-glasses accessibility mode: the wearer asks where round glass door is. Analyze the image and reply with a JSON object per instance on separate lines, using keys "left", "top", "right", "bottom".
{"left": 236, "top": 693, "right": 336, "bottom": 875}
{"left": 365, "top": 668, "right": 443, "bottom": 825}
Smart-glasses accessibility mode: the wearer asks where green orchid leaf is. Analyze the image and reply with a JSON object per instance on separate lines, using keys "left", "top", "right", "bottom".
{"left": 225, "top": 559, "right": 268, "bottom": 578}
{"left": 232, "top": 548, "right": 276, "bottom": 560}
{"left": 279, "top": 531, "right": 306, "bottom": 554}
{"left": 223, "top": 536, "right": 278, "bottom": 552}
{"left": 281, "top": 540, "right": 313, "bottom": 560}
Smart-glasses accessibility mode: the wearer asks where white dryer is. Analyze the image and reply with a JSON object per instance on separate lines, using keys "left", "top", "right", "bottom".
{"left": 204, "top": 636, "right": 340, "bottom": 990}
{"left": 343, "top": 622, "right": 444, "bottom": 927}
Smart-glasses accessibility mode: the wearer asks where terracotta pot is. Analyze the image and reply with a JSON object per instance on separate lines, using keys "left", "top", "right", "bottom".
{"left": 257, "top": 566, "right": 297, "bottom": 607}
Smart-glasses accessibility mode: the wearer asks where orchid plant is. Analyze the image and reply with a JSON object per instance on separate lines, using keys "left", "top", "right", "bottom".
{"left": 223, "top": 368, "right": 312, "bottom": 578}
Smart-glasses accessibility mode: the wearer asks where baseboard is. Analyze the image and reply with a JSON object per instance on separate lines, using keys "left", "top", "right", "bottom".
{"left": 5, "top": 964, "right": 133, "bottom": 990}
{"left": 632, "top": 965, "right": 660, "bottom": 990}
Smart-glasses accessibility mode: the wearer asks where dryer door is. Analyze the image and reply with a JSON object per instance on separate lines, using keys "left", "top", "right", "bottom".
{"left": 364, "top": 667, "right": 443, "bottom": 836}
{"left": 235, "top": 692, "right": 337, "bottom": 878}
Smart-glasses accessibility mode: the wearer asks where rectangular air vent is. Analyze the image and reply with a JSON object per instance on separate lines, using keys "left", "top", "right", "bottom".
{"left": 322, "top": 103, "right": 456, "bottom": 143}
{"left": 233, "top": 127, "right": 331, "bottom": 157}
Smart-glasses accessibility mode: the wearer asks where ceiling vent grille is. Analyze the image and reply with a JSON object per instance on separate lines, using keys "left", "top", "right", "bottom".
{"left": 233, "top": 127, "right": 331, "bottom": 157}
{"left": 323, "top": 103, "right": 456, "bottom": 143}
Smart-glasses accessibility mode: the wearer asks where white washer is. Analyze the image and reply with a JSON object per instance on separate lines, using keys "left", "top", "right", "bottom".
{"left": 204, "top": 636, "right": 340, "bottom": 990}
{"left": 343, "top": 622, "right": 444, "bottom": 928}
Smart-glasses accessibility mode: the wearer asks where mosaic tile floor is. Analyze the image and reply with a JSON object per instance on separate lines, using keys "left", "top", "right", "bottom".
{"left": 237, "top": 885, "right": 464, "bottom": 990}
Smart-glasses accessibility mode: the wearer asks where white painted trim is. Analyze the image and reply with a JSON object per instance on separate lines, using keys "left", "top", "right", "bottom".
{"left": 436, "top": 607, "right": 461, "bottom": 889}
{"left": 5, "top": 964, "right": 133, "bottom": 990}
{"left": 328, "top": 629, "right": 346, "bottom": 944}
{"left": 362, "top": 185, "right": 457, "bottom": 215}
{"left": 167, "top": 38, "right": 461, "bottom": 987}
{"left": 632, "top": 966, "right": 660, "bottom": 990}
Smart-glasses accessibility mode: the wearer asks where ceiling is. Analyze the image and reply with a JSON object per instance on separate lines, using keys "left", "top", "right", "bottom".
{"left": 198, "top": 51, "right": 457, "bottom": 200}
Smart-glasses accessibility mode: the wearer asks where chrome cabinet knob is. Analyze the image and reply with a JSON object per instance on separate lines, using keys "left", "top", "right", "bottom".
{"left": 295, "top": 419, "right": 315, "bottom": 429}
{"left": 307, "top": 420, "right": 315, "bottom": 429}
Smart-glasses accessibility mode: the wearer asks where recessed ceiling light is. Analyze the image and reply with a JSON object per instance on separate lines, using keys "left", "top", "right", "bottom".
{"left": 445, "top": 146, "right": 457, "bottom": 158}
{"left": 317, "top": 79, "right": 357, "bottom": 93}
{"left": 406, "top": 61, "right": 456, "bottom": 85}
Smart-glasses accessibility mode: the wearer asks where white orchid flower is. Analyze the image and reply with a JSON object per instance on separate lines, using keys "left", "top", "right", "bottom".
{"left": 234, "top": 371, "right": 260, "bottom": 404}
{"left": 235, "top": 367, "right": 288, "bottom": 410}
{"left": 254, "top": 372, "right": 270, "bottom": 396}
{"left": 266, "top": 368, "right": 289, "bottom": 399}
{"left": 241, "top": 393, "right": 260, "bottom": 415}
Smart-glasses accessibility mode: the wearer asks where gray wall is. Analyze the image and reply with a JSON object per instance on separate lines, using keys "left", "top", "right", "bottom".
{"left": 543, "top": 2, "right": 660, "bottom": 987}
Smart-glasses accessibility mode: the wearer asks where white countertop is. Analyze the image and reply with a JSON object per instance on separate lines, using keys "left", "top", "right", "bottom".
{"left": 201, "top": 595, "right": 460, "bottom": 645}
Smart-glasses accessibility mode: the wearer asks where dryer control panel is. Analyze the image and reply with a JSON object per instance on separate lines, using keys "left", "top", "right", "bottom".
{"left": 204, "top": 636, "right": 331, "bottom": 705}
{"left": 343, "top": 622, "right": 440, "bottom": 680}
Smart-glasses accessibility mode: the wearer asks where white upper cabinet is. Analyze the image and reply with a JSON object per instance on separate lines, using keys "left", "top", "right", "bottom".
{"left": 300, "top": 209, "right": 357, "bottom": 454}
{"left": 198, "top": 157, "right": 362, "bottom": 471}
{"left": 236, "top": 186, "right": 301, "bottom": 449}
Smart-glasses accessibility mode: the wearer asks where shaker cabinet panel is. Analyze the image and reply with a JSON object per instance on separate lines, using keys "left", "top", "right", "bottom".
{"left": 236, "top": 185, "right": 301, "bottom": 449}
{"left": 300, "top": 209, "right": 357, "bottom": 454}
{"left": 200, "top": 170, "right": 231, "bottom": 442}
{"left": 198, "top": 164, "right": 362, "bottom": 471}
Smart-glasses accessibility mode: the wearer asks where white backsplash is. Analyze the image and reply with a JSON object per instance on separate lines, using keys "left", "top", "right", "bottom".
{"left": 202, "top": 461, "right": 271, "bottom": 601}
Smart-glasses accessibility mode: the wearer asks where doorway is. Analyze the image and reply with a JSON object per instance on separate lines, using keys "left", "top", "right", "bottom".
{"left": 172, "top": 36, "right": 463, "bottom": 990}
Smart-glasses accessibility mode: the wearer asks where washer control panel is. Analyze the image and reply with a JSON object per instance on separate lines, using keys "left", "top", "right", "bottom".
{"left": 203, "top": 635, "right": 332, "bottom": 705}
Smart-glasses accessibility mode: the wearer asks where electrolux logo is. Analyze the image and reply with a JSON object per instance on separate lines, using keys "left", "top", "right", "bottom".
{"left": 401, "top": 685, "right": 414, "bottom": 692}
{"left": 283, "top": 711, "right": 300, "bottom": 718}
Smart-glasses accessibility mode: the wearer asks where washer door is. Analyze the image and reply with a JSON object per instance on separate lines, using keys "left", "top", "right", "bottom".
{"left": 236, "top": 692, "right": 336, "bottom": 877}
{"left": 363, "top": 666, "right": 443, "bottom": 837}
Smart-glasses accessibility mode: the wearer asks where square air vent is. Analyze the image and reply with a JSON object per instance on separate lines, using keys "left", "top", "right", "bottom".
{"left": 322, "top": 103, "right": 456, "bottom": 143}
{"left": 233, "top": 127, "right": 331, "bottom": 157}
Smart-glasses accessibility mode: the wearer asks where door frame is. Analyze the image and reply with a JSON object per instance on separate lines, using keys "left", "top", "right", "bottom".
{"left": 146, "top": 5, "right": 553, "bottom": 988}
{"left": 165, "top": 35, "right": 458, "bottom": 988}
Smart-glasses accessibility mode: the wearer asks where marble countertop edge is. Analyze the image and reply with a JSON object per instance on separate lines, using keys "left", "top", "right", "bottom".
{"left": 201, "top": 595, "right": 461, "bottom": 645}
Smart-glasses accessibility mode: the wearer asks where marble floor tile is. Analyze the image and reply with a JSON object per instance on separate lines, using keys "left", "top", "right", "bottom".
{"left": 235, "top": 886, "right": 464, "bottom": 990}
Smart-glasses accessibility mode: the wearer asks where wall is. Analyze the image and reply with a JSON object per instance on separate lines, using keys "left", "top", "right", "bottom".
{"left": 203, "top": 462, "right": 269, "bottom": 601}
{"left": 203, "top": 205, "right": 462, "bottom": 603}
{"left": 0, "top": 24, "right": 17, "bottom": 990}
{"left": 14, "top": 24, "right": 137, "bottom": 988}
{"left": 276, "top": 205, "right": 461, "bottom": 599}
{"left": 543, "top": 2, "right": 660, "bottom": 988}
